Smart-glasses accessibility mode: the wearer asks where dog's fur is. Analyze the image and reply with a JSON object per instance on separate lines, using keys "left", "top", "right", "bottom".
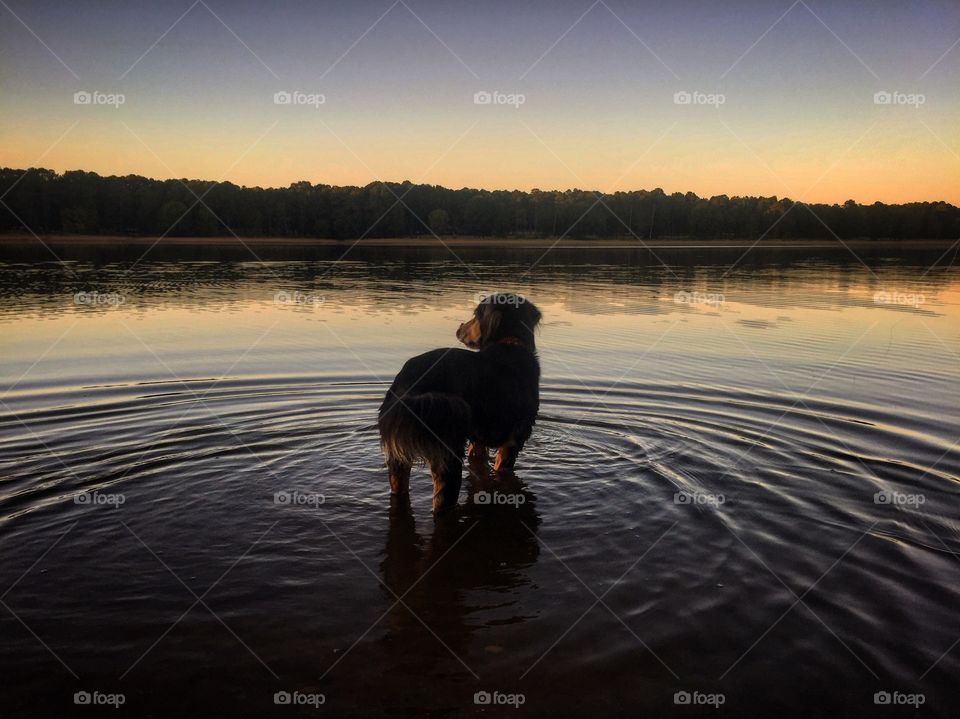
{"left": 378, "top": 293, "right": 542, "bottom": 514}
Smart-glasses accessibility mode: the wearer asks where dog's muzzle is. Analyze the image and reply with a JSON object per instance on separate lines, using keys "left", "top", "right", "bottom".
{"left": 456, "top": 320, "right": 481, "bottom": 348}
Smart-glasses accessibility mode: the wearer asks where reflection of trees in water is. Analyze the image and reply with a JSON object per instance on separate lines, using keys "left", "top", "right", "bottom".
{"left": 1, "top": 244, "right": 955, "bottom": 318}
{"left": 378, "top": 467, "right": 540, "bottom": 669}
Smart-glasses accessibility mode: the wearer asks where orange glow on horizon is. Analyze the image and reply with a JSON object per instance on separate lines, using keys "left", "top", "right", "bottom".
{"left": 2, "top": 111, "right": 957, "bottom": 206}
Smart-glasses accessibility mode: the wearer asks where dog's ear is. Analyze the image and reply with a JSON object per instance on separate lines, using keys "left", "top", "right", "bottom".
{"left": 478, "top": 304, "right": 502, "bottom": 344}
{"left": 523, "top": 301, "right": 542, "bottom": 330}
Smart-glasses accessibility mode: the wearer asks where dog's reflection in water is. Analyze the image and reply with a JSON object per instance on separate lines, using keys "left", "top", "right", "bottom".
{"left": 379, "top": 463, "right": 541, "bottom": 669}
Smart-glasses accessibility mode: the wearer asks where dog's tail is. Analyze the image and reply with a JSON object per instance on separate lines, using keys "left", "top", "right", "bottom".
{"left": 378, "top": 391, "right": 471, "bottom": 470}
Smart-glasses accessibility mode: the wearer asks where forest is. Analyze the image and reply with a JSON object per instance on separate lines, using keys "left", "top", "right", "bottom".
{"left": 1, "top": 167, "right": 957, "bottom": 241}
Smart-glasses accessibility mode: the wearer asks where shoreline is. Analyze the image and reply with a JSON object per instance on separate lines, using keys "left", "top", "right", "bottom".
{"left": 0, "top": 234, "right": 954, "bottom": 249}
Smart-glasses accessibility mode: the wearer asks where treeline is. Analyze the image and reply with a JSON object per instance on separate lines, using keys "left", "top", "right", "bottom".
{"left": 1, "top": 168, "right": 957, "bottom": 240}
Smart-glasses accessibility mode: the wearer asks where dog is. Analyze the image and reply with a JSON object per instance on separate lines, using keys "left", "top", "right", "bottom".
{"left": 378, "top": 293, "right": 542, "bottom": 514}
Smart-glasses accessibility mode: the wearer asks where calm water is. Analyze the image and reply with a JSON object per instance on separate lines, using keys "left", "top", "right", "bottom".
{"left": 1, "top": 242, "right": 958, "bottom": 717}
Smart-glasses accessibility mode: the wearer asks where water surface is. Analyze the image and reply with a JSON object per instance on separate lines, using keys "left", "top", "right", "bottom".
{"left": 1, "top": 242, "right": 958, "bottom": 717}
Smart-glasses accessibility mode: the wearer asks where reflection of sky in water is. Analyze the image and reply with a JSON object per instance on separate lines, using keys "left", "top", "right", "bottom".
{"left": 2, "top": 245, "right": 957, "bottom": 404}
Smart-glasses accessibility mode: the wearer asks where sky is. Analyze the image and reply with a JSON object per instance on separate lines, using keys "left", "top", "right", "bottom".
{"left": 1, "top": 0, "right": 958, "bottom": 204}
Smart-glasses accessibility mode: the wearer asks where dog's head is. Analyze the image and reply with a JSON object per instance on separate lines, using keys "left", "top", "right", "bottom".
{"left": 456, "top": 293, "right": 541, "bottom": 350}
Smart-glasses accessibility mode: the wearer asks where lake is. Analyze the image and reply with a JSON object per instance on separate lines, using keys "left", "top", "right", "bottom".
{"left": 1, "top": 240, "right": 958, "bottom": 717}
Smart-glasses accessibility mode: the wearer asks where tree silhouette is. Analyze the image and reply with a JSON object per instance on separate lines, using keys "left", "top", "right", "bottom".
{"left": 0, "top": 167, "right": 956, "bottom": 241}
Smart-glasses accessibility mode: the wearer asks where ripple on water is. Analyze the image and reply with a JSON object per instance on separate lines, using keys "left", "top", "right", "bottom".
{"left": 1, "top": 371, "right": 958, "bottom": 716}
{"left": 3, "top": 374, "right": 956, "bottom": 542}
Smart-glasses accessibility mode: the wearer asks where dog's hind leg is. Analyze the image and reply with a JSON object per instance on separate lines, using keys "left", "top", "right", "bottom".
{"left": 387, "top": 459, "right": 411, "bottom": 495}
{"left": 431, "top": 459, "right": 463, "bottom": 515}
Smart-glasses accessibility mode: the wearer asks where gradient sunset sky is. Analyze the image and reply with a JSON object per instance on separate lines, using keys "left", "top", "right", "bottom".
{"left": 1, "top": 0, "right": 958, "bottom": 204}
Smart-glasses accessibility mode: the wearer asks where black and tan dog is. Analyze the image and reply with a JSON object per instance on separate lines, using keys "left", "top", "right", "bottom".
{"left": 378, "top": 293, "right": 542, "bottom": 514}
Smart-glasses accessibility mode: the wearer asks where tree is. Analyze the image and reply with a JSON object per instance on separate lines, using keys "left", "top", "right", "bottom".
{"left": 428, "top": 208, "right": 451, "bottom": 235}
{"left": 158, "top": 200, "right": 189, "bottom": 234}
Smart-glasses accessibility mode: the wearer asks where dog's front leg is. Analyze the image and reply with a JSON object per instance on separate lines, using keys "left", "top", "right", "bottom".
{"left": 493, "top": 438, "right": 525, "bottom": 472}
{"left": 467, "top": 442, "right": 488, "bottom": 464}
